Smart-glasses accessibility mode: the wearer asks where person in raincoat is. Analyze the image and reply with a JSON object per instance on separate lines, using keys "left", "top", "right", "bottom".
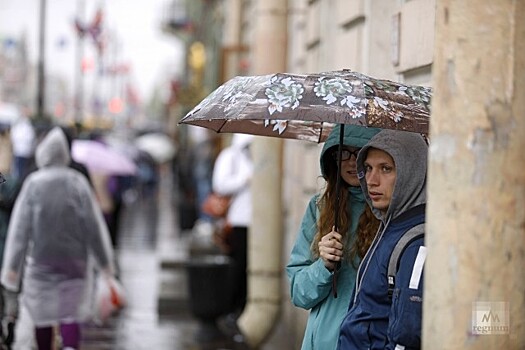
{"left": 286, "top": 124, "right": 380, "bottom": 350}
{"left": 338, "top": 129, "right": 428, "bottom": 350}
{"left": 0, "top": 127, "right": 115, "bottom": 350}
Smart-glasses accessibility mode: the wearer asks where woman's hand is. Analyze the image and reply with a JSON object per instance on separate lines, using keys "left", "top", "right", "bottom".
{"left": 318, "top": 227, "right": 343, "bottom": 271}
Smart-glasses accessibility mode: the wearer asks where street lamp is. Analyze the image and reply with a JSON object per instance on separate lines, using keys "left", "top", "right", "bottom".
{"left": 36, "top": 0, "right": 47, "bottom": 119}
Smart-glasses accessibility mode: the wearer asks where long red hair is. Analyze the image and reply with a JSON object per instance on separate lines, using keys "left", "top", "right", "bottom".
{"left": 311, "top": 155, "right": 379, "bottom": 265}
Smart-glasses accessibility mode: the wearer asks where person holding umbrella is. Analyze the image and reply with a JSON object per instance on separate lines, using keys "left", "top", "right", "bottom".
{"left": 286, "top": 124, "right": 380, "bottom": 350}
{"left": 338, "top": 129, "right": 428, "bottom": 350}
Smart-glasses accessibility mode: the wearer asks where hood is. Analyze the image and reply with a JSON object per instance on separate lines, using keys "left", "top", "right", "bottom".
{"left": 356, "top": 129, "right": 428, "bottom": 221}
{"left": 320, "top": 124, "right": 380, "bottom": 178}
{"left": 231, "top": 133, "right": 253, "bottom": 149}
{"left": 35, "top": 126, "right": 71, "bottom": 169}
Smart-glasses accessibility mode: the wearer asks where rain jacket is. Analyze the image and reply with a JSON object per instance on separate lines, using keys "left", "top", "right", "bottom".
{"left": 338, "top": 130, "right": 428, "bottom": 350}
{"left": 0, "top": 127, "right": 114, "bottom": 327}
{"left": 286, "top": 125, "right": 380, "bottom": 350}
{"left": 212, "top": 134, "right": 253, "bottom": 227}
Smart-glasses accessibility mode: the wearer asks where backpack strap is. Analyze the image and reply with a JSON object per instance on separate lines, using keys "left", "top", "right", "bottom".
{"left": 387, "top": 223, "right": 425, "bottom": 299}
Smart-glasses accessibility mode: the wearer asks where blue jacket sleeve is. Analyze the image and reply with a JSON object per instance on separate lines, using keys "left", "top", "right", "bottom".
{"left": 285, "top": 195, "right": 334, "bottom": 310}
{"left": 386, "top": 238, "right": 426, "bottom": 350}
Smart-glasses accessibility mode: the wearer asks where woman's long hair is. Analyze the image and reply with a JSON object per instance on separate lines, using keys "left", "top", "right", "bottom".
{"left": 311, "top": 154, "right": 379, "bottom": 265}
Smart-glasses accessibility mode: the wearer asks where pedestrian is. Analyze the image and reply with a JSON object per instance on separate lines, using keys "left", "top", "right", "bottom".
{"left": 0, "top": 171, "right": 22, "bottom": 348}
{"left": 212, "top": 134, "right": 253, "bottom": 319}
{"left": 285, "top": 124, "right": 380, "bottom": 350}
{"left": 337, "top": 129, "right": 428, "bottom": 350}
{"left": 0, "top": 127, "right": 115, "bottom": 350}
{"left": 9, "top": 114, "right": 36, "bottom": 181}
{"left": 0, "top": 129, "right": 13, "bottom": 175}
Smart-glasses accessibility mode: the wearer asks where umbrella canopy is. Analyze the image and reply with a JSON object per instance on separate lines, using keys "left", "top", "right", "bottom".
{"left": 72, "top": 139, "right": 137, "bottom": 176}
{"left": 135, "top": 132, "right": 177, "bottom": 163}
{"left": 179, "top": 69, "right": 432, "bottom": 141}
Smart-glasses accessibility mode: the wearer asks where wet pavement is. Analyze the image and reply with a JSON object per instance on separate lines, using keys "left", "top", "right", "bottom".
{"left": 11, "top": 168, "right": 291, "bottom": 349}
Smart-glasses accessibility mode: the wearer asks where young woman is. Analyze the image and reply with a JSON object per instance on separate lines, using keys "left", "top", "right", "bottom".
{"left": 286, "top": 124, "right": 380, "bottom": 350}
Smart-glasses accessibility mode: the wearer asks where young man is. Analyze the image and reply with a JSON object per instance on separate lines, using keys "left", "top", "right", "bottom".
{"left": 338, "top": 129, "right": 428, "bottom": 350}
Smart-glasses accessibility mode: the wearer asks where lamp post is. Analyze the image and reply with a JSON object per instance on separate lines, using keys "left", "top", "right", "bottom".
{"left": 74, "top": 0, "right": 86, "bottom": 124}
{"left": 36, "top": 0, "right": 47, "bottom": 118}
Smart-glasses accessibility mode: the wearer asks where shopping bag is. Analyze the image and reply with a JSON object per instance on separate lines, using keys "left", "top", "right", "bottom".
{"left": 94, "top": 275, "right": 127, "bottom": 324}
{"left": 201, "top": 192, "right": 231, "bottom": 218}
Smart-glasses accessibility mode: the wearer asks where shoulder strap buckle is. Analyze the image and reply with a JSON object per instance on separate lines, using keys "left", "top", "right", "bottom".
{"left": 387, "top": 223, "right": 425, "bottom": 299}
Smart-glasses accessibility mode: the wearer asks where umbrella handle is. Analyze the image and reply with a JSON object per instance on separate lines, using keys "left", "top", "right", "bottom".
{"left": 331, "top": 124, "right": 345, "bottom": 298}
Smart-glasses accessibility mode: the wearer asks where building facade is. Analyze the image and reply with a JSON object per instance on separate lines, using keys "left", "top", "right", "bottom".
{"left": 280, "top": 1, "right": 436, "bottom": 348}
{"left": 166, "top": 0, "right": 437, "bottom": 347}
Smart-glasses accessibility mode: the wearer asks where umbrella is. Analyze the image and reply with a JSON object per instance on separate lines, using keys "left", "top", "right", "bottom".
{"left": 179, "top": 69, "right": 431, "bottom": 142}
{"left": 72, "top": 139, "right": 137, "bottom": 176}
{"left": 179, "top": 68, "right": 431, "bottom": 229}
{"left": 134, "top": 132, "right": 177, "bottom": 163}
{"left": 179, "top": 68, "right": 432, "bottom": 296}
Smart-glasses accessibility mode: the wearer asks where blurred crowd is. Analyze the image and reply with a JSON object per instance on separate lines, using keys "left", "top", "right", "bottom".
{"left": 0, "top": 117, "right": 168, "bottom": 245}
{"left": 0, "top": 114, "right": 175, "bottom": 349}
{"left": 0, "top": 108, "right": 255, "bottom": 348}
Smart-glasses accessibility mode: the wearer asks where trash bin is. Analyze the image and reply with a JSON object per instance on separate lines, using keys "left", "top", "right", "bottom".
{"left": 186, "top": 254, "right": 235, "bottom": 342}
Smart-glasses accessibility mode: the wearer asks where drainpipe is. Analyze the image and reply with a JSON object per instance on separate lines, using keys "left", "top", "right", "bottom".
{"left": 237, "top": 0, "right": 287, "bottom": 348}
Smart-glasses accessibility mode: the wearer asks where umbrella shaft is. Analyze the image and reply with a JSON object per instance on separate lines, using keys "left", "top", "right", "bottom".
{"left": 331, "top": 124, "right": 345, "bottom": 298}
{"left": 334, "top": 124, "right": 345, "bottom": 231}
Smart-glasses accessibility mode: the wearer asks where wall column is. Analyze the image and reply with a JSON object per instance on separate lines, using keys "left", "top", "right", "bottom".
{"left": 424, "top": 1, "right": 525, "bottom": 349}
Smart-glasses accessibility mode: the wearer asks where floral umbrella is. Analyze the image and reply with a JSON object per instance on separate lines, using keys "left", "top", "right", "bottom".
{"left": 179, "top": 69, "right": 432, "bottom": 142}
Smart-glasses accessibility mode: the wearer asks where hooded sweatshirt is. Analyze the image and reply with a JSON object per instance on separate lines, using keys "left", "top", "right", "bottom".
{"left": 1, "top": 127, "right": 114, "bottom": 326}
{"left": 338, "top": 129, "right": 428, "bottom": 350}
{"left": 286, "top": 124, "right": 380, "bottom": 350}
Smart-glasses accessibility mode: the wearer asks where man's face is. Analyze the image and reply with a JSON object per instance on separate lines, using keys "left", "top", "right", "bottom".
{"left": 364, "top": 148, "right": 396, "bottom": 215}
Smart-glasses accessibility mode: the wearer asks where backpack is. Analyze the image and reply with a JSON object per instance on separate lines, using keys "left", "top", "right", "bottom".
{"left": 387, "top": 223, "right": 425, "bottom": 299}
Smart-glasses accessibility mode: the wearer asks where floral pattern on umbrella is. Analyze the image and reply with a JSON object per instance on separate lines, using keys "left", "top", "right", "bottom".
{"left": 180, "top": 69, "right": 432, "bottom": 142}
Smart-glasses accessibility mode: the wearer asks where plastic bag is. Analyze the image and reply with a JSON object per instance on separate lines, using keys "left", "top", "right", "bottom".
{"left": 94, "top": 275, "right": 126, "bottom": 324}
